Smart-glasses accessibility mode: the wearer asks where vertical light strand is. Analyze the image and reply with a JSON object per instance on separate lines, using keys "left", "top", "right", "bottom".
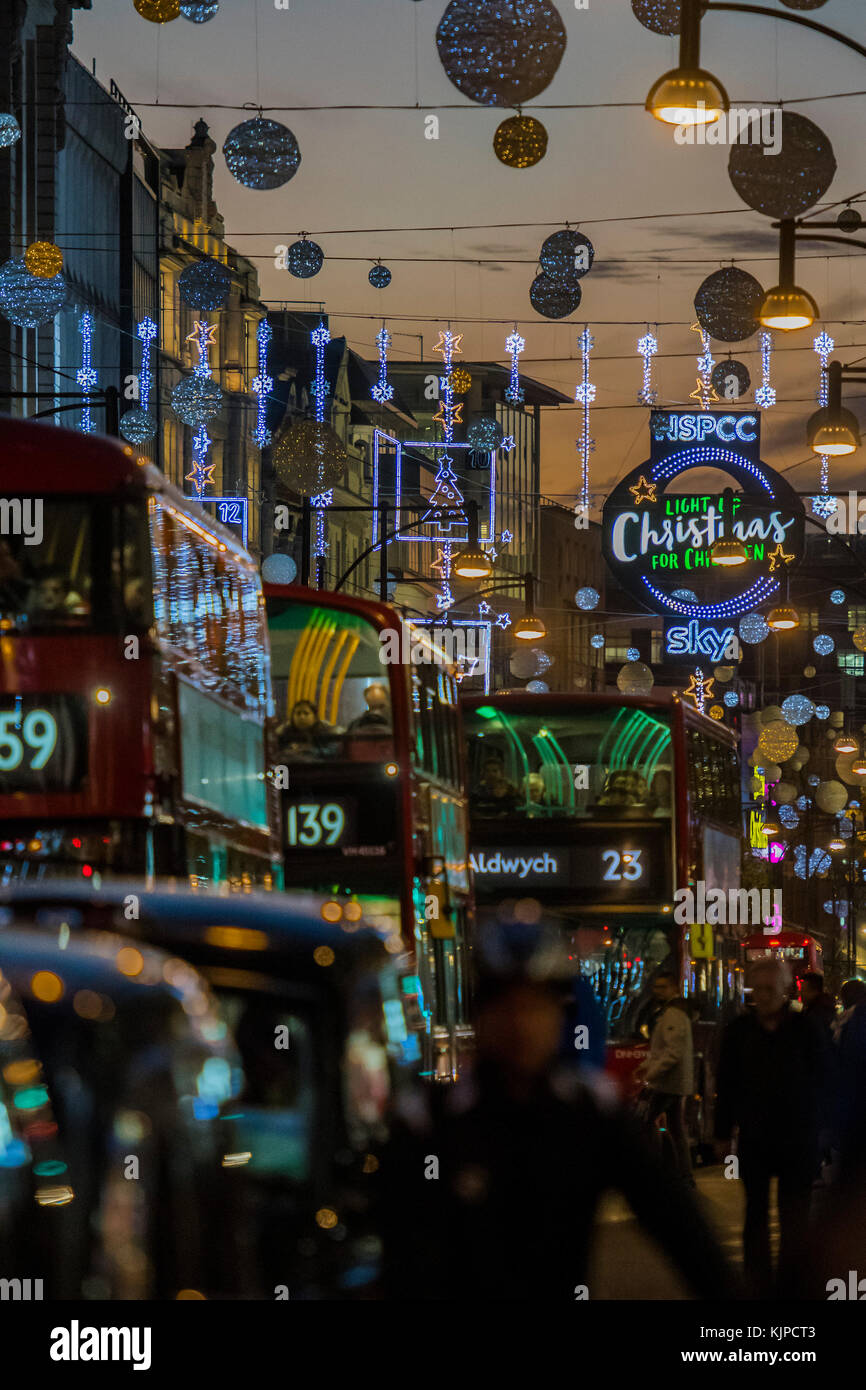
{"left": 138, "top": 316, "right": 157, "bottom": 416}
{"left": 252, "top": 319, "right": 273, "bottom": 447}
{"left": 755, "top": 330, "right": 776, "bottom": 409}
{"left": 311, "top": 321, "right": 332, "bottom": 568}
{"left": 690, "top": 325, "right": 717, "bottom": 409}
{"left": 429, "top": 328, "right": 465, "bottom": 610}
{"left": 504, "top": 326, "right": 525, "bottom": 404}
{"left": 813, "top": 330, "right": 836, "bottom": 516}
{"left": 575, "top": 327, "right": 595, "bottom": 517}
{"left": 372, "top": 323, "right": 394, "bottom": 404}
{"left": 184, "top": 320, "right": 218, "bottom": 497}
{"left": 77, "top": 312, "right": 96, "bottom": 433}
{"left": 637, "top": 328, "right": 658, "bottom": 406}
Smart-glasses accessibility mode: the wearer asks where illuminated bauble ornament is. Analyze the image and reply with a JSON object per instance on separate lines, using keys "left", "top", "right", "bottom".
{"left": 813, "top": 633, "right": 835, "bottom": 655}
{"left": 134, "top": 0, "right": 181, "bottom": 20}
{"left": 711, "top": 359, "right": 751, "bottom": 400}
{"left": 816, "top": 704, "right": 830, "bottom": 720}
{"left": 493, "top": 115, "right": 548, "bottom": 168}
{"left": 779, "top": 804, "right": 799, "bottom": 828}
{"left": 540, "top": 229, "right": 594, "bottom": 282}
{"left": 781, "top": 694, "right": 815, "bottom": 726}
{"left": 273, "top": 419, "right": 348, "bottom": 496}
{"left": 287, "top": 239, "right": 324, "bottom": 279}
{"left": 695, "top": 267, "right": 764, "bottom": 344}
{"left": 510, "top": 647, "right": 543, "bottom": 680}
{"left": 119, "top": 408, "right": 158, "bottom": 445}
{"left": 0, "top": 114, "right": 21, "bottom": 148}
{"left": 526, "top": 680, "right": 549, "bottom": 694}
{"left": 723, "top": 690, "right": 739, "bottom": 708}
{"left": 831, "top": 589, "right": 845, "bottom": 604}
{"left": 803, "top": 665, "right": 816, "bottom": 678}
{"left": 631, "top": 0, "right": 708, "bottom": 33}
{"left": 761, "top": 705, "right": 782, "bottom": 725}
{"left": 714, "top": 665, "right": 734, "bottom": 682}
{"left": 530, "top": 272, "right": 580, "bottom": 319}
{"left": 369, "top": 264, "right": 392, "bottom": 289}
{"left": 779, "top": 1, "right": 830, "bottom": 9}
{"left": 449, "top": 367, "right": 472, "bottom": 394}
{"left": 816, "top": 780, "right": 848, "bottom": 814}
{"left": 853, "top": 626, "right": 866, "bottom": 653}
{"left": 758, "top": 720, "right": 799, "bottom": 763}
{"left": 774, "top": 782, "right": 797, "bottom": 805}
{"left": 467, "top": 417, "right": 504, "bottom": 449}
{"left": 672, "top": 589, "right": 698, "bottom": 603}
{"left": 739, "top": 612, "right": 769, "bottom": 645}
{"left": 728, "top": 111, "right": 836, "bottom": 219}
{"left": 575, "top": 586, "right": 599, "bottom": 611}
{"left": 177, "top": 258, "right": 231, "bottom": 309}
{"left": 223, "top": 117, "right": 301, "bottom": 190}
{"left": 757, "top": 763, "right": 782, "bottom": 782}
{"left": 180, "top": 0, "right": 219, "bottom": 19}
{"left": 794, "top": 845, "right": 831, "bottom": 880}
{"left": 626, "top": 647, "right": 640, "bottom": 662}
{"left": 24, "top": 242, "right": 63, "bottom": 279}
{"left": 436, "top": 0, "right": 567, "bottom": 108}
{"left": 829, "top": 710, "right": 845, "bottom": 728}
{"left": 835, "top": 753, "right": 863, "bottom": 788}
{"left": 261, "top": 552, "right": 298, "bottom": 585}
{"left": 616, "top": 661, "right": 654, "bottom": 696}
{"left": 170, "top": 375, "right": 223, "bottom": 425}
{"left": 590, "top": 633, "right": 605, "bottom": 649}
{"left": 709, "top": 705, "right": 724, "bottom": 721}
{"left": 0, "top": 258, "right": 66, "bottom": 328}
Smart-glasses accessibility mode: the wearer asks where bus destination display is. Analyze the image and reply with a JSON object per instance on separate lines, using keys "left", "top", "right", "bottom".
{"left": 0, "top": 695, "right": 87, "bottom": 793}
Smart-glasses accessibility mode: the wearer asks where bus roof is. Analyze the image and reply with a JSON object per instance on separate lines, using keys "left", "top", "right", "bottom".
{"left": 264, "top": 582, "right": 400, "bottom": 633}
{"left": 460, "top": 688, "right": 738, "bottom": 746}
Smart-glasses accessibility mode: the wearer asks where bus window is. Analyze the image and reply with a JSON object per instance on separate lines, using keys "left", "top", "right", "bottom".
{"left": 464, "top": 704, "right": 672, "bottom": 821}
{"left": 0, "top": 499, "right": 94, "bottom": 630}
{"left": 267, "top": 601, "right": 395, "bottom": 764}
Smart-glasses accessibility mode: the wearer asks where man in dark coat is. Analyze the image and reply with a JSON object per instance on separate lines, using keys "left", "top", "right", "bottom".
{"left": 715, "top": 958, "right": 832, "bottom": 1298}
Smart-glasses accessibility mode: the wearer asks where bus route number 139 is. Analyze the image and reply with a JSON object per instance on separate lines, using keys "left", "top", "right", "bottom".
{"left": 286, "top": 802, "right": 346, "bottom": 848}
{"left": 602, "top": 849, "right": 643, "bottom": 882}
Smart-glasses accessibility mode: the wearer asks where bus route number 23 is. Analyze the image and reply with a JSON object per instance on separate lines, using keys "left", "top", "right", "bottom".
{"left": 602, "top": 849, "right": 643, "bottom": 882}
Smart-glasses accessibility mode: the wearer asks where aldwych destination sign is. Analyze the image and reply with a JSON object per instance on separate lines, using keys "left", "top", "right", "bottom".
{"left": 601, "top": 411, "right": 805, "bottom": 646}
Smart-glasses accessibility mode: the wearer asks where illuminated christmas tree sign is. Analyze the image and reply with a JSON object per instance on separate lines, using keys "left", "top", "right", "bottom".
{"left": 601, "top": 410, "right": 804, "bottom": 625}
{"left": 371, "top": 429, "right": 497, "bottom": 548}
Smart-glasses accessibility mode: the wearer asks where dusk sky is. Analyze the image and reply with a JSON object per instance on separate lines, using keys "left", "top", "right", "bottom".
{"left": 72, "top": 0, "right": 866, "bottom": 509}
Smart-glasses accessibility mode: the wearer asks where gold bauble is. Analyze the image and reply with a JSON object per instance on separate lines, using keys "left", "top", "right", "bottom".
{"left": 134, "top": 0, "right": 181, "bottom": 21}
{"left": 816, "top": 780, "right": 848, "bottom": 814}
{"left": 709, "top": 705, "right": 724, "bottom": 721}
{"left": 449, "top": 367, "right": 472, "bottom": 395}
{"left": 24, "top": 241, "right": 63, "bottom": 279}
{"left": 854, "top": 627, "right": 866, "bottom": 653}
{"left": 493, "top": 115, "right": 548, "bottom": 169}
{"left": 273, "top": 419, "right": 347, "bottom": 496}
{"left": 758, "top": 720, "right": 799, "bottom": 763}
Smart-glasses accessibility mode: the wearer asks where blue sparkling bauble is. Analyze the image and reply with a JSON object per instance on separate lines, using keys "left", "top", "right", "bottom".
{"left": 436, "top": 0, "right": 567, "bottom": 109}
{"left": 813, "top": 633, "right": 835, "bottom": 655}
{"left": 223, "top": 117, "right": 301, "bottom": 190}
{"left": 739, "top": 612, "right": 769, "bottom": 644}
{"left": 180, "top": 0, "right": 218, "bottom": 18}
{"left": 287, "top": 239, "right": 324, "bottom": 279}
{"left": 177, "top": 257, "right": 231, "bottom": 309}
{"left": 0, "top": 258, "right": 66, "bottom": 328}
{"left": 467, "top": 418, "right": 504, "bottom": 449}
{"left": 526, "top": 680, "right": 549, "bottom": 693}
{"left": 575, "top": 586, "right": 599, "bottom": 611}
{"left": 672, "top": 588, "right": 698, "bottom": 603}
{"left": 0, "top": 114, "right": 21, "bottom": 148}
{"left": 797, "top": 794, "right": 811, "bottom": 808}
{"left": 815, "top": 706, "right": 830, "bottom": 721}
{"left": 626, "top": 647, "right": 640, "bottom": 662}
{"left": 530, "top": 272, "right": 580, "bottom": 319}
{"left": 831, "top": 589, "right": 845, "bottom": 604}
{"left": 781, "top": 694, "right": 815, "bottom": 726}
{"left": 779, "top": 804, "right": 798, "bottom": 828}
{"left": 369, "top": 264, "right": 392, "bottom": 289}
{"left": 723, "top": 690, "right": 739, "bottom": 707}
{"left": 119, "top": 408, "right": 158, "bottom": 445}
{"left": 540, "top": 229, "right": 594, "bottom": 282}
{"left": 590, "top": 633, "right": 605, "bottom": 649}
{"left": 171, "top": 375, "right": 223, "bottom": 425}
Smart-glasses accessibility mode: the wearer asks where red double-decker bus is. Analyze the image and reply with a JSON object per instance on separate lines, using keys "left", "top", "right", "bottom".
{"left": 264, "top": 585, "right": 473, "bottom": 1077}
{"left": 0, "top": 418, "right": 279, "bottom": 889}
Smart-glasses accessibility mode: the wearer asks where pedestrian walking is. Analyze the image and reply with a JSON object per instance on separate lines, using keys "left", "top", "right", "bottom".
{"left": 635, "top": 969, "right": 695, "bottom": 1185}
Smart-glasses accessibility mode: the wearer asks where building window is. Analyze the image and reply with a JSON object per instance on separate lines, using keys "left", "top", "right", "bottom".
{"left": 838, "top": 652, "right": 865, "bottom": 676}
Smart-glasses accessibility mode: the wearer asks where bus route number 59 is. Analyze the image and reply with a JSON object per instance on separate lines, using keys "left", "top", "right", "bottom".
{"left": 0, "top": 709, "right": 59, "bottom": 771}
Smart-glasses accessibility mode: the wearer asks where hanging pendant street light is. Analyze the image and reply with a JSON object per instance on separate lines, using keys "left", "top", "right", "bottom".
{"left": 513, "top": 573, "right": 546, "bottom": 643}
{"left": 834, "top": 732, "right": 859, "bottom": 755}
{"left": 759, "top": 220, "right": 819, "bottom": 331}
{"left": 453, "top": 499, "right": 493, "bottom": 581}
{"left": 710, "top": 488, "right": 748, "bottom": 567}
{"left": 645, "top": 0, "right": 728, "bottom": 126}
{"left": 807, "top": 360, "right": 864, "bottom": 456}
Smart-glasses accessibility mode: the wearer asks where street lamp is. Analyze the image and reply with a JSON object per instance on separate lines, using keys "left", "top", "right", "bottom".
{"left": 453, "top": 500, "right": 493, "bottom": 581}
{"left": 807, "top": 361, "right": 865, "bottom": 456}
{"left": 834, "top": 733, "right": 859, "bottom": 755}
{"left": 513, "top": 573, "right": 546, "bottom": 643}
{"left": 710, "top": 487, "right": 748, "bottom": 567}
{"left": 766, "top": 604, "right": 800, "bottom": 632}
{"left": 645, "top": 0, "right": 728, "bottom": 126}
{"left": 759, "top": 221, "right": 818, "bottom": 332}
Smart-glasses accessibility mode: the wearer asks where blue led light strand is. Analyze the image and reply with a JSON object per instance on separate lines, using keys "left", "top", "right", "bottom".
{"left": 576, "top": 327, "right": 595, "bottom": 516}
{"left": 505, "top": 327, "right": 525, "bottom": 405}
{"left": 77, "top": 312, "right": 96, "bottom": 434}
{"left": 690, "top": 325, "right": 718, "bottom": 409}
{"left": 754, "top": 331, "right": 776, "bottom": 410}
{"left": 138, "top": 316, "right": 157, "bottom": 415}
{"left": 373, "top": 324, "right": 394, "bottom": 405}
{"left": 642, "top": 573, "right": 778, "bottom": 621}
{"left": 312, "top": 322, "right": 332, "bottom": 565}
{"left": 637, "top": 329, "right": 658, "bottom": 407}
{"left": 812, "top": 330, "right": 836, "bottom": 516}
{"left": 251, "top": 319, "right": 273, "bottom": 448}
{"left": 428, "top": 329, "right": 466, "bottom": 609}
{"left": 184, "top": 320, "right": 218, "bottom": 496}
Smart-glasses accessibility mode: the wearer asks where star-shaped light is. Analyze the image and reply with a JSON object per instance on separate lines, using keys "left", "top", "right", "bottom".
{"left": 432, "top": 401, "right": 463, "bottom": 428}
{"left": 690, "top": 378, "right": 719, "bottom": 405}
{"left": 186, "top": 461, "right": 216, "bottom": 489}
{"left": 500, "top": 435, "right": 516, "bottom": 453}
{"left": 500, "top": 529, "right": 513, "bottom": 544}
{"left": 684, "top": 671, "right": 714, "bottom": 707}
{"left": 478, "top": 600, "right": 491, "bottom": 616}
{"left": 432, "top": 330, "right": 463, "bottom": 358}
{"left": 186, "top": 322, "right": 218, "bottom": 349}
{"left": 629, "top": 475, "right": 657, "bottom": 505}
{"left": 430, "top": 547, "right": 447, "bottom": 578}
{"left": 495, "top": 612, "right": 512, "bottom": 630}
{"left": 767, "top": 544, "right": 794, "bottom": 572}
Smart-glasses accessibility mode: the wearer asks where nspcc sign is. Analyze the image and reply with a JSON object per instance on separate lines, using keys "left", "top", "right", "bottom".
{"left": 601, "top": 410, "right": 805, "bottom": 623}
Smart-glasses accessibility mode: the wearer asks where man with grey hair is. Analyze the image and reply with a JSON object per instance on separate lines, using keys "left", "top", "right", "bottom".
{"left": 715, "top": 957, "right": 832, "bottom": 1298}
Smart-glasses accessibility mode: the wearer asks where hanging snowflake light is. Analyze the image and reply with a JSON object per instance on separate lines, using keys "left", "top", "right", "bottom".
{"left": 120, "top": 316, "right": 159, "bottom": 445}
{"left": 372, "top": 325, "right": 394, "bottom": 405}
{"left": 754, "top": 330, "right": 776, "bottom": 409}
{"left": 505, "top": 328, "right": 525, "bottom": 404}
{"left": 576, "top": 327, "right": 595, "bottom": 519}
{"left": 77, "top": 312, "right": 97, "bottom": 435}
{"left": 637, "top": 329, "right": 658, "bottom": 406}
{"left": 812, "top": 329, "right": 836, "bottom": 511}
{"left": 251, "top": 319, "right": 272, "bottom": 448}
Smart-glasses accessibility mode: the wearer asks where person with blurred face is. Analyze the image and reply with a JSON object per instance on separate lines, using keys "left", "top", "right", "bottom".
{"left": 636, "top": 969, "right": 694, "bottom": 1185}
{"left": 715, "top": 959, "right": 832, "bottom": 1298}
{"left": 376, "top": 920, "right": 736, "bottom": 1302}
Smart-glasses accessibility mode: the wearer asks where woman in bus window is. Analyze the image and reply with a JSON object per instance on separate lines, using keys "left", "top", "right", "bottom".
{"left": 277, "top": 699, "right": 337, "bottom": 760}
